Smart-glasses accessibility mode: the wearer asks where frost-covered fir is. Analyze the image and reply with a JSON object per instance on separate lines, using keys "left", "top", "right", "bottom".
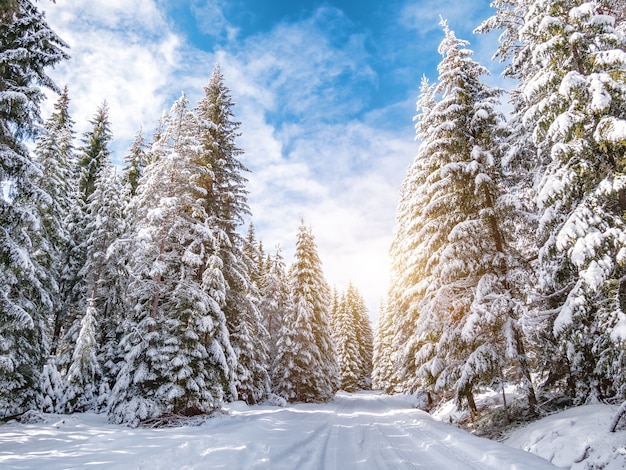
{"left": 108, "top": 95, "right": 236, "bottom": 426}
{"left": 195, "top": 66, "right": 270, "bottom": 405}
{"left": 273, "top": 221, "right": 338, "bottom": 402}
{"left": 32, "top": 87, "right": 78, "bottom": 359}
{"left": 77, "top": 103, "right": 112, "bottom": 202}
{"left": 122, "top": 128, "right": 148, "bottom": 197}
{"left": 61, "top": 299, "right": 101, "bottom": 413}
{"left": 78, "top": 163, "right": 130, "bottom": 408}
{"left": 260, "top": 246, "right": 292, "bottom": 360}
{"left": 0, "top": 0, "right": 68, "bottom": 417}
{"left": 385, "top": 21, "right": 537, "bottom": 413}
{"left": 372, "top": 300, "right": 399, "bottom": 393}
{"left": 331, "top": 284, "right": 373, "bottom": 392}
{"left": 483, "top": 0, "right": 626, "bottom": 402}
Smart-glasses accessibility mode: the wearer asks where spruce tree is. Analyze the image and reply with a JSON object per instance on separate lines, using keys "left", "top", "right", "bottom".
{"left": 60, "top": 299, "right": 101, "bottom": 413}
{"left": 194, "top": 65, "right": 270, "bottom": 404}
{"left": 346, "top": 284, "right": 374, "bottom": 390}
{"left": 372, "top": 300, "right": 398, "bottom": 393}
{"left": 260, "top": 246, "right": 291, "bottom": 361}
{"left": 274, "top": 221, "right": 338, "bottom": 402}
{"left": 108, "top": 95, "right": 236, "bottom": 426}
{"left": 518, "top": 0, "right": 626, "bottom": 402}
{"left": 482, "top": 0, "right": 626, "bottom": 403}
{"left": 77, "top": 103, "right": 112, "bottom": 202}
{"left": 389, "top": 22, "right": 537, "bottom": 412}
{"left": 32, "top": 86, "right": 77, "bottom": 357}
{"left": 122, "top": 128, "right": 148, "bottom": 197}
{"left": 0, "top": 0, "right": 68, "bottom": 417}
{"left": 332, "top": 291, "right": 361, "bottom": 392}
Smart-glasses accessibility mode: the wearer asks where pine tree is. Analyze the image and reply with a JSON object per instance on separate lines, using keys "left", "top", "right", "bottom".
{"left": 77, "top": 102, "right": 112, "bottom": 202}
{"left": 194, "top": 65, "right": 270, "bottom": 404}
{"left": 0, "top": 0, "right": 68, "bottom": 417}
{"left": 32, "top": 86, "right": 77, "bottom": 357}
{"left": 346, "top": 284, "right": 374, "bottom": 390}
{"left": 60, "top": 299, "right": 101, "bottom": 413}
{"left": 39, "top": 359, "right": 63, "bottom": 413}
{"left": 108, "top": 95, "right": 237, "bottom": 426}
{"left": 389, "top": 21, "right": 537, "bottom": 413}
{"left": 78, "top": 163, "right": 130, "bottom": 408}
{"left": 513, "top": 0, "right": 626, "bottom": 402}
{"left": 332, "top": 291, "right": 361, "bottom": 392}
{"left": 372, "top": 300, "right": 399, "bottom": 393}
{"left": 54, "top": 103, "right": 115, "bottom": 374}
{"left": 122, "top": 128, "right": 147, "bottom": 197}
{"left": 260, "top": 246, "right": 291, "bottom": 360}
{"left": 273, "top": 221, "right": 338, "bottom": 402}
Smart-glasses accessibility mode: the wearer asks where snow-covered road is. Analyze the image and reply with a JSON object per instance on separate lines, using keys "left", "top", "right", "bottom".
{"left": 1, "top": 391, "right": 556, "bottom": 469}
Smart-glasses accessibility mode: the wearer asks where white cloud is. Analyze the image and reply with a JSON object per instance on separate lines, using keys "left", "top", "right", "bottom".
{"left": 42, "top": 0, "right": 192, "bottom": 160}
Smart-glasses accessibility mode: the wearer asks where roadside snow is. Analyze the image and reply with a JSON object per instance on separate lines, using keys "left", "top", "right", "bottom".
{"left": 506, "top": 403, "right": 626, "bottom": 470}
{"left": 0, "top": 391, "right": 557, "bottom": 469}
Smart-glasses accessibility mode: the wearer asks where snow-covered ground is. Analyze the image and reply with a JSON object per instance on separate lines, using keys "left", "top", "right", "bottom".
{"left": 506, "top": 403, "right": 626, "bottom": 469}
{"left": 0, "top": 391, "right": 621, "bottom": 469}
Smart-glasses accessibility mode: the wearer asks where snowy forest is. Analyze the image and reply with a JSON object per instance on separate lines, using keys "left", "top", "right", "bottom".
{"left": 2, "top": 0, "right": 626, "bottom": 432}
{"left": 0, "top": 0, "right": 373, "bottom": 426}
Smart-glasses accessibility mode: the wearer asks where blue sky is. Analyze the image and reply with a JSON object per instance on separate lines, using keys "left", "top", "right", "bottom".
{"left": 40, "top": 0, "right": 499, "bottom": 319}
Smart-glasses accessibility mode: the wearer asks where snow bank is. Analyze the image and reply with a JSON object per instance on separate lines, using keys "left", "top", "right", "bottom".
{"left": 506, "top": 404, "right": 626, "bottom": 469}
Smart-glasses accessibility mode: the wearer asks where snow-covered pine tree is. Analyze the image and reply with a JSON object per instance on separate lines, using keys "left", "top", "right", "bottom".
{"left": 260, "top": 246, "right": 291, "bottom": 360}
{"left": 244, "top": 223, "right": 267, "bottom": 293}
{"left": 108, "top": 94, "right": 237, "bottom": 426}
{"left": 39, "top": 359, "right": 64, "bottom": 413}
{"left": 332, "top": 290, "right": 361, "bottom": 392}
{"left": 274, "top": 221, "right": 338, "bottom": 402}
{"left": 0, "top": 0, "right": 68, "bottom": 417}
{"left": 476, "top": 0, "right": 562, "bottom": 391}
{"left": 32, "top": 86, "right": 77, "bottom": 357}
{"left": 122, "top": 128, "right": 148, "bottom": 197}
{"left": 55, "top": 103, "right": 115, "bottom": 375}
{"left": 60, "top": 299, "right": 101, "bottom": 413}
{"left": 505, "top": 0, "right": 626, "bottom": 402}
{"left": 77, "top": 103, "right": 112, "bottom": 202}
{"left": 346, "top": 284, "right": 374, "bottom": 390}
{"left": 386, "top": 76, "right": 437, "bottom": 395}
{"left": 372, "top": 300, "right": 399, "bottom": 393}
{"left": 391, "top": 21, "right": 537, "bottom": 413}
{"left": 194, "top": 65, "right": 270, "bottom": 404}
{"left": 77, "top": 163, "right": 130, "bottom": 409}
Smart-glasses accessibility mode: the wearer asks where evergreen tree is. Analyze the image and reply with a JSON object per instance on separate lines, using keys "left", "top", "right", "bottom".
{"left": 108, "top": 95, "right": 236, "bottom": 426}
{"left": 194, "top": 65, "right": 270, "bottom": 404}
{"left": 517, "top": 0, "right": 626, "bottom": 402}
{"left": 274, "top": 221, "right": 338, "bottom": 402}
{"left": 260, "top": 246, "right": 291, "bottom": 361}
{"left": 346, "top": 284, "right": 374, "bottom": 390}
{"left": 79, "top": 163, "right": 130, "bottom": 407}
{"left": 331, "top": 284, "right": 373, "bottom": 391}
{"left": 38, "top": 359, "right": 63, "bottom": 413}
{"left": 60, "top": 299, "right": 101, "bottom": 413}
{"left": 0, "top": 0, "right": 68, "bottom": 417}
{"left": 32, "top": 86, "right": 77, "bottom": 356}
{"left": 332, "top": 290, "right": 361, "bottom": 392}
{"left": 387, "top": 76, "right": 437, "bottom": 396}
{"left": 122, "top": 128, "right": 147, "bottom": 196}
{"left": 372, "top": 300, "right": 398, "bottom": 393}
{"left": 77, "top": 102, "right": 112, "bottom": 202}
{"left": 389, "top": 22, "right": 537, "bottom": 413}
{"left": 54, "top": 103, "right": 114, "bottom": 373}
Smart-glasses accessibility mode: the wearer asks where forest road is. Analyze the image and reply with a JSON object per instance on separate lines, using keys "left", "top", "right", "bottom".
{"left": 0, "top": 391, "right": 558, "bottom": 469}
{"left": 191, "top": 391, "right": 559, "bottom": 470}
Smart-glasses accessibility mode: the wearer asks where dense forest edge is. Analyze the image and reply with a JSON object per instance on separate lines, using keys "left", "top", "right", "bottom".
{"left": 2, "top": 0, "right": 626, "bottom": 439}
